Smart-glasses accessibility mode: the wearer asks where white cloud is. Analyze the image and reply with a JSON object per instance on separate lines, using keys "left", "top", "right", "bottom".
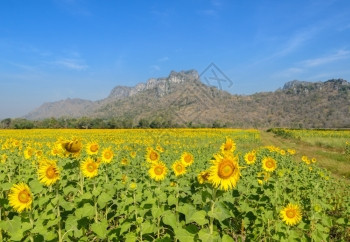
{"left": 53, "top": 58, "right": 88, "bottom": 70}
{"left": 300, "top": 49, "right": 350, "bottom": 67}
{"left": 158, "top": 56, "right": 169, "bottom": 62}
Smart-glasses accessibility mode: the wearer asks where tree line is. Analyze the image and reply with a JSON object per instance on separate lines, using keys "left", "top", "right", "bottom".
{"left": 0, "top": 117, "right": 230, "bottom": 129}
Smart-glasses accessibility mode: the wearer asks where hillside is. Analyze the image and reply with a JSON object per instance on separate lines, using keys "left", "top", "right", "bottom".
{"left": 23, "top": 71, "right": 350, "bottom": 128}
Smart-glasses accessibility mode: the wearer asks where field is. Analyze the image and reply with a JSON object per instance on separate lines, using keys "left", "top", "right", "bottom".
{"left": 0, "top": 129, "right": 349, "bottom": 241}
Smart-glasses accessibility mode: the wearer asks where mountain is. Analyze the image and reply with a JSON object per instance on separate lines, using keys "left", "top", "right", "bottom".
{"left": 24, "top": 71, "right": 350, "bottom": 128}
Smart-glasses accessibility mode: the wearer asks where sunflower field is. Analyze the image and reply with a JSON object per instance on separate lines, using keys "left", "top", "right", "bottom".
{"left": 0, "top": 129, "right": 349, "bottom": 241}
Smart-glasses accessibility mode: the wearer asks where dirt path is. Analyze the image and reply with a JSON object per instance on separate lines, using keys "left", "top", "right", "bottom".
{"left": 259, "top": 131, "right": 350, "bottom": 182}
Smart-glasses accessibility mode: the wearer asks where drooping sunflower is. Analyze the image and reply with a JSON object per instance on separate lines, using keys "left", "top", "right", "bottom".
{"left": 61, "top": 137, "right": 82, "bottom": 155}
{"left": 149, "top": 161, "right": 167, "bottom": 181}
{"left": 8, "top": 183, "right": 33, "bottom": 213}
{"left": 172, "top": 160, "right": 187, "bottom": 177}
{"left": 244, "top": 150, "right": 256, "bottom": 165}
{"left": 181, "top": 152, "right": 194, "bottom": 167}
{"left": 86, "top": 142, "right": 99, "bottom": 155}
{"left": 80, "top": 157, "right": 99, "bottom": 178}
{"left": 197, "top": 170, "right": 210, "bottom": 184}
{"left": 220, "top": 137, "right": 236, "bottom": 154}
{"left": 101, "top": 147, "right": 114, "bottom": 163}
{"left": 280, "top": 203, "right": 302, "bottom": 226}
{"left": 208, "top": 153, "right": 240, "bottom": 191}
{"left": 38, "top": 160, "right": 60, "bottom": 186}
{"left": 262, "top": 157, "right": 277, "bottom": 172}
{"left": 145, "top": 148, "right": 160, "bottom": 164}
{"left": 1, "top": 154, "right": 7, "bottom": 163}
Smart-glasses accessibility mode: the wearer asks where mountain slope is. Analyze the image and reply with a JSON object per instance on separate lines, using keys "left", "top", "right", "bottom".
{"left": 24, "top": 71, "right": 350, "bottom": 128}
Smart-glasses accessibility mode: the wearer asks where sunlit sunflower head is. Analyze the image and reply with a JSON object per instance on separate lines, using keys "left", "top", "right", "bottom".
{"left": 122, "top": 174, "right": 128, "bottom": 184}
{"left": 280, "top": 203, "right": 302, "bottom": 226}
{"left": 287, "top": 149, "right": 296, "bottom": 155}
{"left": 262, "top": 157, "right": 277, "bottom": 172}
{"left": 101, "top": 147, "right": 114, "bottom": 163}
{"left": 220, "top": 137, "right": 236, "bottom": 154}
{"left": 35, "top": 150, "right": 43, "bottom": 158}
{"left": 311, "top": 157, "right": 316, "bottom": 163}
{"left": 86, "top": 142, "right": 99, "bottom": 155}
{"left": 1, "top": 154, "right": 7, "bottom": 163}
{"left": 301, "top": 155, "right": 308, "bottom": 162}
{"left": 208, "top": 153, "right": 240, "bottom": 191}
{"left": 145, "top": 148, "right": 160, "bottom": 163}
{"left": 172, "top": 160, "right": 187, "bottom": 177}
{"left": 130, "top": 151, "right": 137, "bottom": 158}
{"left": 129, "top": 182, "right": 137, "bottom": 190}
{"left": 244, "top": 150, "right": 256, "bottom": 165}
{"left": 61, "top": 137, "right": 82, "bottom": 155}
{"left": 80, "top": 157, "right": 99, "bottom": 178}
{"left": 197, "top": 170, "right": 210, "bottom": 184}
{"left": 38, "top": 160, "right": 60, "bottom": 186}
{"left": 8, "top": 183, "right": 32, "bottom": 213}
{"left": 121, "top": 158, "right": 129, "bottom": 166}
{"left": 280, "top": 150, "right": 286, "bottom": 156}
{"left": 156, "top": 145, "right": 165, "bottom": 153}
{"left": 24, "top": 147, "right": 34, "bottom": 160}
{"left": 181, "top": 152, "right": 194, "bottom": 167}
{"left": 51, "top": 144, "right": 63, "bottom": 157}
{"left": 149, "top": 161, "right": 167, "bottom": 181}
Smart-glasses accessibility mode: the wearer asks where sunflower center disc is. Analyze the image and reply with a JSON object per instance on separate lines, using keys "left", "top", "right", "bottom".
{"left": 176, "top": 165, "right": 183, "bottom": 172}
{"left": 219, "top": 161, "right": 234, "bottom": 179}
{"left": 18, "top": 190, "right": 30, "bottom": 203}
{"left": 46, "top": 166, "right": 56, "bottom": 179}
{"left": 266, "top": 160, "right": 274, "bottom": 168}
{"left": 154, "top": 166, "right": 163, "bottom": 175}
{"left": 87, "top": 163, "right": 96, "bottom": 172}
{"left": 90, "top": 145, "right": 98, "bottom": 152}
{"left": 248, "top": 155, "right": 254, "bottom": 161}
{"left": 184, "top": 155, "right": 192, "bottom": 163}
{"left": 150, "top": 152, "right": 158, "bottom": 161}
{"left": 224, "top": 143, "right": 232, "bottom": 151}
{"left": 104, "top": 152, "right": 112, "bottom": 159}
{"left": 286, "top": 209, "right": 296, "bottom": 218}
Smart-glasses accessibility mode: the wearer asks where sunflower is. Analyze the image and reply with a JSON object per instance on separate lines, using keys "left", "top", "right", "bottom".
{"left": 130, "top": 151, "right": 137, "bottom": 158}
{"left": 86, "top": 142, "right": 99, "bottom": 155}
{"left": 145, "top": 148, "right": 160, "bottom": 163}
{"left": 149, "top": 161, "right": 167, "bottom": 181}
{"left": 181, "top": 152, "right": 194, "bottom": 167}
{"left": 101, "top": 147, "right": 114, "bottom": 163}
{"left": 197, "top": 170, "right": 210, "bottom": 184}
{"left": 129, "top": 182, "right": 137, "bottom": 190}
{"left": 1, "top": 154, "right": 7, "bottom": 163}
{"left": 280, "top": 203, "right": 302, "bottom": 226}
{"left": 8, "top": 183, "right": 33, "bottom": 212}
{"left": 311, "top": 157, "right": 316, "bottom": 163}
{"left": 287, "top": 149, "right": 296, "bottom": 155}
{"left": 23, "top": 147, "right": 34, "bottom": 160}
{"left": 262, "top": 157, "right": 277, "bottom": 172}
{"left": 80, "top": 157, "right": 99, "bottom": 178}
{"left": 244, "top": 150, "right": 256, "bottom": 165}
{"left": 257, "top": 171, "right": 270, "bottom": 184}
{"left": 61, "top": 137, "right": 82, "bottom": 155}
{"left": 208, "top": 153, "right": 240, "bottom": 191}
{"left": 122, "top": 174, "right": 128, "bottom": 184}
{"left": 38, "top": 161, "right": 60, "bottom": 186}
{"left": 220, "top": 138, "right": 236, "bottom": 154}
{"left": 172, "top": 161, "right": 187, "bottom": 176}
{"left": 121, "top": 158, "right": 129, "bottom": 166}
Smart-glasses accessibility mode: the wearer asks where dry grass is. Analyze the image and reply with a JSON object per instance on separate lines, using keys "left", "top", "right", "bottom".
{"left": 260, "top": 131, "right": 350, "bottom": 182}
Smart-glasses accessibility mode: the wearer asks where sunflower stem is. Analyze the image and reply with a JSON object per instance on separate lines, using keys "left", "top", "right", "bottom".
{"left": 56, "top": 183, "right": 63, "bottom": 242}
{"left": 94, "top": 181, "right": 98, "bottom": 223}
{"left": 209, "top": 188, "right": 217, "bottom": 235}
{"left": 29, "top": 210, "right": 34, "bottom": 242}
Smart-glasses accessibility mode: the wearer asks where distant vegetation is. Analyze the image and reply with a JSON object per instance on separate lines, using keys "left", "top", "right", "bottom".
{"left": 0, "top": 117, "right": 230, "bottom": 129}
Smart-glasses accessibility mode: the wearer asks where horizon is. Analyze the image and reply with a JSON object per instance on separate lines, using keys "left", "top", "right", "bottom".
{"left": 1, "top": 0, "right": 350, "bottom": 119}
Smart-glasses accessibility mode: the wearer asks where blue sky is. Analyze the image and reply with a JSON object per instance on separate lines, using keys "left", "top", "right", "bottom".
{"left": 1, "top": 0, "right": 350, "bottom": 119}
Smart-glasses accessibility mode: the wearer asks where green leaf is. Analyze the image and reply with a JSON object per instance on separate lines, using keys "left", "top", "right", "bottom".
{"left": 178, "top": 204, "right": 196, "bottom": 221}
{"left": 97, "top": 193, "right": 112, "bottom": 208}
{"left": 120, "top": 222, "right": 131, "bottom": 235}
{"left": 75, "top": 203, "right": 95, "bottom": 219}
{"left": 141, "top": 220, "right": 156, "bottom": 234}
{"left": 29, "top": 179, "right": 43, "bottom": 194}
{"left": 91, "top": 219, "right": 108, "bottom": 239}
{"left": 188, "top": 210, "right": 208, "bottom": 226}
{"left": 174, "top": 228, "right": 195, "bottom": 242}
{"left": 222, "top": 234, "right": 235, "bottom": 242}
{"left": 152, "top": 206, "right": 164, "bottom": 218}
{"left": 208, "top": 202, "right": 231, "bottom": 222}
{"left": 162, "top": 211, "right": 177, "bottom": 230}
{"left": 0, "top": 182, "right": 12, "bottom": 190}
{"left": 198, "top": 228, "right": 220, "bottom": 242}
{"left": 63, "top": 185, "right": 78, "bottom": 195}
{"left": 167, "top": 195, "right": 177, "bottom": 206}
